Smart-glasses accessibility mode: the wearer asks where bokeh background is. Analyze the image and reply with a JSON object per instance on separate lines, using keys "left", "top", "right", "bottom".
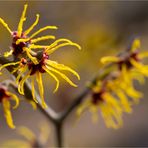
{"left": 0, "top": 1, "right": 148, "bottom": 147}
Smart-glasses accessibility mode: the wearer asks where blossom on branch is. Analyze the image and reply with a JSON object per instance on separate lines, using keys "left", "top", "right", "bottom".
{"left": 77, "top": 38, "right": 148, "bottom": 129}
{"left": 0, "top": 39, "right": 80, "bottom": 108}
{"left": 0, "top": 4, "right": 57, "bottom": 63}
{"left": 0, "top": 4, "right": 81, "bottom": 108}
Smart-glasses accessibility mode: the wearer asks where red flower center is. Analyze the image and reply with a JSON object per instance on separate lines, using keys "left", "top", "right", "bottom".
{"left": 28, "top": 52, "right": 49, "bottom": 75}
{"left": 92, "top": 90, "right": 105, "bottom": 105}
{"left": 118, "top": 50, "right": 140, "bottom": 70}
{"left": 12, "top": 31, "right": 30, "bottom": 56}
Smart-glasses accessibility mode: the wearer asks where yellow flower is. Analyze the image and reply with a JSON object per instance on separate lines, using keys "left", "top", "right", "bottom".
{"left": 100, "top": 38, "right": 148, "bottom": 103}
{"left": 101, "top": 38, "right": 148, "bottom": 74}
{"left": 0, "top": 83, "right": 19, "bottom": 129}
{"left": 0, "top": 4, "right": 81, "bottom": 108}
{"left": 2, "top": 123, "right": 50, "bottom": 148}
{"left": 77, "top": 38, "right": 147, "bottom": 129}
{"left": 0, "top": 4, "right": 57, "bottom": 64}
{"left": 0, "top": 39, "right": 81, "bottom": 108}
{"left": 77, "top": 86, "right": 123, "bottom": 129}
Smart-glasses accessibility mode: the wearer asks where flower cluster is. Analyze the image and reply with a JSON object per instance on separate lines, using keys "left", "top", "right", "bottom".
{"left": 0, "top": 4, "right": 81, "bottom": 108}
{"left": 0, "top": 4, "right": 57, "bottom": 62}
{"left": 77, "top": 38, "right": 148, "bottom": 129}
{"left": 0, "top": 81, "right": 19, "bottom": 128}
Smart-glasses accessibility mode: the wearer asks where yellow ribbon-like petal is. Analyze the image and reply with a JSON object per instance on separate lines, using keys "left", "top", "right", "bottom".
{"left": 17, "top": 4, "right": 28, "bottom": 37}
{"left": 6, "top": 92, "right": 19, "bottom": 109}
{"left": 31, "top": 77, "right": 38, "bottom": 103}
{"left": 100, "top": 56, "right": 120, "bottom": 64}
{"left": 18, "top": 70, "right": 31, "bottom": 95}
{"left": 2, "top": 99, "right": 15, "bottom": 129}
{"left": 0, "top": 18, "right": 12, "bottom": 34}
{"left": 36, "top": 71, "right": 47, "bottom": 108}
{"left": 131, "top": 38, "right": 140, "bottom": 52}
{"left": 17, "top": 126, "right": 35, "bottom": 141}
{"left": 46, "top": 60, "right": 80, "bottom": 80}
{"left": 42, "top": 66, "right": 60, "bottom": 93}
{"left": 24, "top": 14, "right": 40, "bottom": 35}
{"left": 31, "top": 35, "right": 55, "bottom": 44}
{"left": 0, "top": 61, "right": 20, "bottom": 72}
{"left": 46, "top": 65, "right": 77, "bottom": 87}
{"left": 30, "top": 26, "right": 58, "bottom": 39}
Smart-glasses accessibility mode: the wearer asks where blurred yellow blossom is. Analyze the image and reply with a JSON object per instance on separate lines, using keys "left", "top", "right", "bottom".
{"left": 2, "top": 123, "right": 50, "bottom": 147}
{"left": 77, "top": 38, "right": 147, "bottom": 129}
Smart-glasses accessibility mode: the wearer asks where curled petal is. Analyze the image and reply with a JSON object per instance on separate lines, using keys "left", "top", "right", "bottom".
{"left": 120, "top": 82, "right": 143, "bottom": 104}
{"left": 31, "top": 77, "right": 38, "bottom": 103}
{"left": 23, "top": 47, "right": 38, "bottom": 64}
{"left": 89, "top": 105, "right": 99, "bottom": 123}
{"left": 139, "top": 51, "right": 148, "bottom": 59}
{"left": 76, "top": 99, "right": 91, "bottom": 117}
{"left": 18, "top": 70, "right": 31, "bottom": 95}
{"left": 24, "top": 14, "right": 40, "bottom": 35}
{"left": 16, "top": 35, "right": 55, "bottom": 45}
{"left": 115, "top": 90, "right": 132, "bottom": 113}
{"left": 2, "top": 99, "right": 15, "bottom": 129}
{"left": 0, "top": 18, "right": 12, "bottom": 34}
{"left": 130, "top": 70, "right": 145, "bottom": 84}
{"left": 46, "top": 65, "right": 77, "bottom": 87}
{"left": 46, "top": 42, "right": 81, "bottom": 55}
{"left": 2, "top": 140, "right": 30, "bottom": 147}
{"left": 100, "top": 56, "right": 120, "bottom": 64}
{"left": 36, "top": 72, "right": 47, "bottom": 108}
{"left": 31, "top": 35, "right": 55, "bottom": 44}
{"left": 17, "top": 4, "right": 28, "bottom": 37}
{"left": 100, "top": 103, "right": 123, "bottom": 129}
{"left": 103, "top": 93, "right": 122, "bottom": 115}
{"left": 131, "top": 38, "right": 140, "bottom": 51}
{"left": 30, "top": 26, "right": 58, "bottom": 39}
{"left": 46, "top": 60, "right": 80, "bottom": 80}
{"left": 39, "top": 122, "right": 50, "bottom": 144}
{"left": 16, "top": 66, "right": 28, "bottom": 84}
{"left": 0, "top": 61, "right": 20, "bottom": 71}
{"left": 29, "top": 44, "right": 51, "bottom": 49}
{"left": 11, "top": 67, "right": 20, "bottom": 74}
{"left": 130, "top": 59, "right": 148, "bottom": 76}
{"left": 121, "top": 64, "right": 131, "bottom": 84}
{"left": 16, "top": 38, "right": 30, "bottom": 45}
{"left": 6, "top": 92, "right": 19, "bottom": 109}
{"left": 28, "top": 100, "right": 37, "bottom": 110}
{"left": 45, "top": 38, "right": 81, "bottom": 51}
{"left": 17, "top": 126, "right": 35, "bottom": 141}
{"left": 42, "top": 66, "right": 59, "bottom": 93}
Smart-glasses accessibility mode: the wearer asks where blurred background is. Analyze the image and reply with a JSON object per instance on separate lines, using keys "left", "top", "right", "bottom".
{"left": 0, "top": 1, "right": 148, "bottom": 147}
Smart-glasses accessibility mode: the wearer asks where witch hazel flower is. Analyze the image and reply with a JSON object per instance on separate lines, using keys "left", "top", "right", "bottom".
{"left": 77, "top": 38, "right": 148, "bottom": 129}
{"left": 0, "top": 39, "right": 81, "bottom": 108}
{"left": 0, "top": 4, "right": 57, "bottom": 64}
{"left": 0, "top": 4, "right": 81, "bottom": 108}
